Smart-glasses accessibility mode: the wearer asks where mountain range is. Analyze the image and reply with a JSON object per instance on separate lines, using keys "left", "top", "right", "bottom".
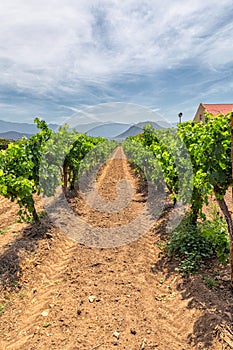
{"left": 0, "top": 119, "right": 177, "bottom": 140}
{"left": 0, "top": 119, "right": 59, "bottom": 134}
{"left": 114, "top": 121, "right": 164, "bottom": 139}
{"left": 0, "top": 131, "right": 33, "bottom": 140}
{"left": 87, "top": 122, "right": 132, "bottom": 138}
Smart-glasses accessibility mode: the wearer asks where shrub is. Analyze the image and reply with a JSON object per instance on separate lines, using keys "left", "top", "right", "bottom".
{"left": 166, "top": 211, "right": 229, "bottom": 274}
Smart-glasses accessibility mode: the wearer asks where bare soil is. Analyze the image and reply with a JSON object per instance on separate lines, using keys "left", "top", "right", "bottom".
{"left": 0, "top": 146, "right": 233, "bottom": 350}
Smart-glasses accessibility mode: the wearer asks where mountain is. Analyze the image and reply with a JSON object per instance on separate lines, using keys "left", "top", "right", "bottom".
{"left": 156, "top": 120, "right": 177, "bottom": 128}
{"left": 115, "top": 125, "right": 143, "bottom": 139}
{"left": 136, "top": 121, "right": 163, "bottom": 129}
{"left": 115, "top": 121, "right": 165, "bottom": 139}
{"left": 0, "top": 131, "right": 33, "bottom": 140}
{"left": 72, "top": 122, "right": 106, "bottom": 133}
{"left": 0, "top": 118, "right": 176, "bottom": 140}
{"left": 87, "top": 123, "right": 131, "bottom": 138}
{"left": 0, "top": 119, "right": 59, "bottom": 134}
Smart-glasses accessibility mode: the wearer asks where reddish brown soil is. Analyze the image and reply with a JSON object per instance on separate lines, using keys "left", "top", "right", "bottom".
{"left": 67, "top": 147, "right": 146, "bottom": 228}
{"left": 0, "top": 147, "right": 233, "bottom": 350}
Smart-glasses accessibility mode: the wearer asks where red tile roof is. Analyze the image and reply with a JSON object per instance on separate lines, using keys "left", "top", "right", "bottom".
{"left": 202, "top": 103, "right": 233, "bottom": 116}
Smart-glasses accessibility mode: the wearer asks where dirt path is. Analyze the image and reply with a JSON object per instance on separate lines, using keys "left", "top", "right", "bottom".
{"left": 68, "top": 146, "right": 147, "bottom": 228}
{"left": 0, "top": 146, "right": 232, "bottom": 350}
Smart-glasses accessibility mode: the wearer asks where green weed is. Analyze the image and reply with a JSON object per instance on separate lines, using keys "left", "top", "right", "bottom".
{"left": 43, "top": 322, "right": 50, "bottom": 328}
{"left": 165, "top": 211, "right": 229, "bottom": 274}
{"left": 203, "top": 275, "right": 217, "bottom": 289}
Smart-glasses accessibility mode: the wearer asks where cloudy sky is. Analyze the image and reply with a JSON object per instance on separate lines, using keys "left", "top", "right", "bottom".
{"left": 1, "top": 0, "right": 233, "bottom": 125}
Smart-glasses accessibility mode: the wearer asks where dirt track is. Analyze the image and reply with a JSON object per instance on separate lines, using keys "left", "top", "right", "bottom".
{"left": 0, "top": 146, "right": 233, "bottom": 350}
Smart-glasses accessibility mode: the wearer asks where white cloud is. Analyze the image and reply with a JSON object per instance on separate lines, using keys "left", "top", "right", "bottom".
{"left": 66, "top": 102, "right": 164, "bottom": 124}
{"left": 0, "top": 0, "right": 233, "bottom": 123}
{"left": 0, "top": 1, "right": 232, "bottom": 91}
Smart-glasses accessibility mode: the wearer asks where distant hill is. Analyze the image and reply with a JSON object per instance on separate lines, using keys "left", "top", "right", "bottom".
{"left": 0, "top": 131, "right": 33, "bottom": 140}
{"left": 115, "top": 125, "right": 143, "bottom": 139}
{"left": 72, "top": 122, "right": 106, "bottom": 133}
{"left": 0, "top": 119, "right": 59, "bottom": 134}
{"left": 136, "top": 121, "right": 163, "bottom": 129}
{"left": 154, "top": 120, "right": 172, "bottom": 128}
{"left": 87, "top": 123, "right": 131, "bottom": 138}
{"left": 115, "top": 121, "right": 165, "bottom": 139}
{"left": 0, "top": 119, "right": 176, "bottom": 140}
{"left": 0, "top": 118, "right": 107, "bottom": 135}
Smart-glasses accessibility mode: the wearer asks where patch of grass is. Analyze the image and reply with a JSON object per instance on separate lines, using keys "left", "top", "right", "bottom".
{"left": 16, "top": 210, "right": 46, "bottom": 224}
{"left": 19, "top": 292, "right": 26, "bottom": 299}
{"left": 200, "top": 205, "right": 229, "bottom": 266}
{"left": 166, "top": 215, "right": 215, "bottom": 274}
{"left": 203, "top": 275, "right": 217, "bottom": 289}
{"left": 38, "top": 210, "right": 47, "bottom": 219}
{"left": 43, "top": 322, "right": 50, "bottom": 328}
{"left": 165, "top": 210, "right": 229, "bottom": 275}
{"left": 0, "top": 305, "right": 4, "bottom": 312}
{"left": 12, "top": 281, "right": 19, "bottom": 288}
{"left": 0, "top": 227, "right": 10, "bottom": 235}
{"left": 5, "top": 294, "right": 12, "bottom": 300}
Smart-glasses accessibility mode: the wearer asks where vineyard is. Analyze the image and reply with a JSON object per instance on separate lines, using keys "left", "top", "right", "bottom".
{"left": 0, "top": 115, "right": 233, "bottom": 349}
{"left": 123, "top": 113, "right": 232, "bottom": 282}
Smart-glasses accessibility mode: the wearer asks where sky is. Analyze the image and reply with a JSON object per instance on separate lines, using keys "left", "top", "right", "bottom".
{"left": 1, "top": 0, "right": 233, "bottom": 125}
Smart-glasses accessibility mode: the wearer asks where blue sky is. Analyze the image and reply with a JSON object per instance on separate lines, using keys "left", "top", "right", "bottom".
{"left": 1, "top": 0, "right": 233, "bottom": 125}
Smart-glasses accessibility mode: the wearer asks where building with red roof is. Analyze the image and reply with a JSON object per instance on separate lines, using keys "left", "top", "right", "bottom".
{"left": 193, "top": 103, "right": 233, "bottom": 122}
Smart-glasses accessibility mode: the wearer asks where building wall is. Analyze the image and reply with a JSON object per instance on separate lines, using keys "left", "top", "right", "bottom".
{"left": 193, "top": 104, "right": 205, "bottom": 122}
